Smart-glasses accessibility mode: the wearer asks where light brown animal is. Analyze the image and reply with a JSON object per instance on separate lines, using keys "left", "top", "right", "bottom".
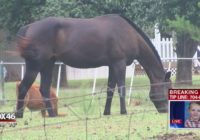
{"left": 16, "top": 82, "right": 58, "bottom": 117}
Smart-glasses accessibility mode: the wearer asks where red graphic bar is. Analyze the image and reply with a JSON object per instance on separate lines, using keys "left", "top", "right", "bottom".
{"left": 168, "top": 89, "right": 200, "bottom": 100}
{"left": 0, "top": 119, "right": 16, "bottom": 122}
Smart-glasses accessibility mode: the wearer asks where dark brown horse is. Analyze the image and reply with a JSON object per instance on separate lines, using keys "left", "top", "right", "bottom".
{"left": 15, "top": 14, "right": 171, "bottom": 118}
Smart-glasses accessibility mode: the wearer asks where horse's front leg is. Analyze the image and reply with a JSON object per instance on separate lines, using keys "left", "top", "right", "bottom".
{"left": 113, "top": 60, "right": 127, "bottom": 114}
{"left": 40, "top": 60, "right": 56, "bottom": 117}
{"left": 104, "top": 67, "right": 116, "bottom": 115}
{"left": 16, "top": 61, "right": 39, "bottom": 118}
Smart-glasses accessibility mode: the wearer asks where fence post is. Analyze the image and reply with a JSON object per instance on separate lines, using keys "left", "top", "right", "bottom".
{"left": 21, "top": 64, "right": 25, "bottom": 80}
{"left": 128, "top": 63, "right": 136, "bottom": 105}
{"left": 154, "top": 24, "right": 161, "bottom": 57}
{"left": 92, "top": 68, "right": 98, "bottom": 95}
{"left": 0, "top": 61, "right": 6, "bottom": 105}
{"left": 56, "top": 64, "right": 62, "bottom": 97}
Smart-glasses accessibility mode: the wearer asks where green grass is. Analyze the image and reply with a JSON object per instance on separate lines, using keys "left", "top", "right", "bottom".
{"left": 67, "top": 75, "right": 149, "bottom": 89}
{"left": 0, "top": 76, "right": 200, "bottom": 140}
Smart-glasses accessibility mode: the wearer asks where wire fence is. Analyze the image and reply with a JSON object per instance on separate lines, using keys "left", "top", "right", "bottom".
{"left": 1, "top": 79, "right": 200, "bottom": 140}
{"left": 0, "top": 58, "right": 200, "bottom": 139}
{"left": 0, "top": 57, "right": 199, "bottom": 98}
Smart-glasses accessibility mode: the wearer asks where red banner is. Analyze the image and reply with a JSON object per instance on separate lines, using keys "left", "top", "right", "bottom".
{"left": 168, "top": 89, "right": 200, "bottom": 100}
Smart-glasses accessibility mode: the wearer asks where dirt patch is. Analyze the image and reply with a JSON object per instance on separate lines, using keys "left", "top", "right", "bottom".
{"left": 150, "top": 132, "right": 200, "bottom": 140}
{"left": 129, "top": 99, "right": 142, "bottom": 106}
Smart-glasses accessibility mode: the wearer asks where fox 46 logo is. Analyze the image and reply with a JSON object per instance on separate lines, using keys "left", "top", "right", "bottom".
{"left": 0, "top": 112, "right": 16, "bottom": 122}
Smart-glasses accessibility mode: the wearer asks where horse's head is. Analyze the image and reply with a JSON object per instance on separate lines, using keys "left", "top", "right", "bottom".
{"left": 150, "top": 71, "right": 172, "bottom": 113}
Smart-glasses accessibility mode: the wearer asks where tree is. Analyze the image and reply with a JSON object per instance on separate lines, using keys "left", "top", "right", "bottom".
{"left": 0, "top": 0, "right": 47, "bottom": 82}
{"left": 0, "top": 0, "right": 46, "bottom": 33}
{"left": 167, "top": 16, "right": 200, "bottom": 85}
{"left": 159, "top": 0, "right": 200, "bottom": 85}
{"left": 0, "top": 0, "right": 69, "bottom": 87}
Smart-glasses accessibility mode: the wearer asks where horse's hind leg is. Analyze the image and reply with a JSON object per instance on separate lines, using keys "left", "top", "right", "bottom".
{"left": 16, "top": 61, "right": 39, "bottom": 118}
{"left": 40, "top": 60, "right": 56, "bottom": 117}
{"left": 104, "top": 67, "right": 116, "bottom": 115}
{"left": 112, "top": 60, "right": 127, "bottom": 114}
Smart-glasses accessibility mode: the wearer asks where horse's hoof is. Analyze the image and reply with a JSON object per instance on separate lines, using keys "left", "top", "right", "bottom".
{"left": 48, "top": 113, "right": 57, "bottom": 117}
{"left": 120, "top": 111, "right": 127, "bottom": 115}
{"left": 103, "top": 111, "right": 111, "bottom": 115}
{"left": 48, "top": 115, "right": 56, "bottom": 117}
{"left": 15, "top": 112, "right": 23, "bottom": 118}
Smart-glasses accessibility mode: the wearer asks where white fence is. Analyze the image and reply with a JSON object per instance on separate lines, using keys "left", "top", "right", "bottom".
{"left": 151, "top": 27, "right": 176, "bottom": 61}
{"left": 67, "top": 65, "right": 136, "bottom": 80}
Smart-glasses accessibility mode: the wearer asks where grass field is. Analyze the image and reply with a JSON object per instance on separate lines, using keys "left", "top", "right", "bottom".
{"left": 0, "top": 75, "right": 200, "bottom": 140}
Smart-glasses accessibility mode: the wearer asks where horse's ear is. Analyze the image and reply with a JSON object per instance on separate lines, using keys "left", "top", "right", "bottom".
{"left": 165, "top": 71, "right": 171, "bottom": 80}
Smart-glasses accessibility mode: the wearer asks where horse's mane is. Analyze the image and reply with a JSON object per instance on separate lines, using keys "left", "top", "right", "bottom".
{"left": 119, "top": 15, "right": 162, "bottom": 66}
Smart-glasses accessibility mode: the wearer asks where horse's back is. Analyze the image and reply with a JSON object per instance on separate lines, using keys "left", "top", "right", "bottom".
{"left": 57, "top": 15, "right": 139, "bottom": 66}
{"left": 17, "top": 14, "right": 141, "bottom": 67}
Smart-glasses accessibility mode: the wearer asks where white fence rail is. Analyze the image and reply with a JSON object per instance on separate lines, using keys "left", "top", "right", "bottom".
{"left": 151, "top": 26, "right": 176, "bottom": 61}
{"left": 0, "top": 58, "right": 198, "bottom": 106}
{"left": 0, "top": 58, "right": 197, "bottom": 102}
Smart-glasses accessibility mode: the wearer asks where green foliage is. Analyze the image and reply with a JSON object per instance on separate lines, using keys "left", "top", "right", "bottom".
{"left": 160, "top": 0, "right": 200, "bottom": 34}
{"left": 32, "top": 1, "right": 67, "bottom": 20}
{"left": 0, "top": 0, "right": 158, "bottom": 35}
{"left": 0, "top": 0, "right": 46, "bottom": 33}
{"left": 167, "top": 15, "right": 200, "bottom": 41}
{"left": 0, "top": 0, "right": 199, "bottom": 38}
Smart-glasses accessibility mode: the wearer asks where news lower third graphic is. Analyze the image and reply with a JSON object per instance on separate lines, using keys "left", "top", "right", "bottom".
{"left": 0, "top": 112, "right": 17, "bottom": 127}
{"left": 169, "top": 89, "right": 200, "bottom": 129}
